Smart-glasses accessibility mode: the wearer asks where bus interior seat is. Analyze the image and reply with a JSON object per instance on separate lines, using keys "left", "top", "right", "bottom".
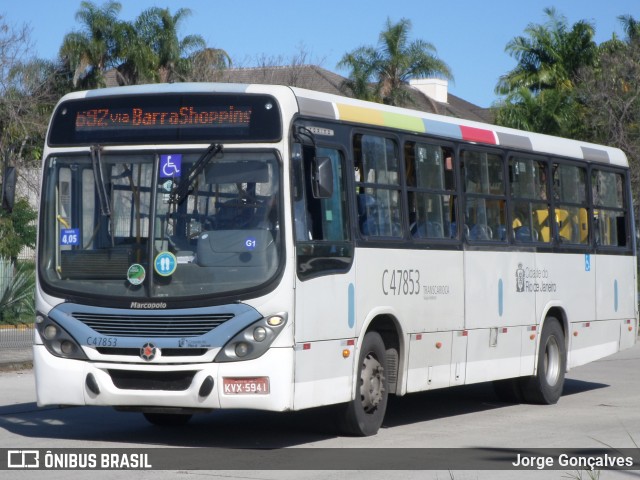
{"left": 412, "top": 221, "right": 444, "bottom": 239}
{"left": 514, "top": 226, "right": 538, "bottom": 242}
{"left": 358, "top": 194, "right": 380, "bottom": 236}
{"left": 358, "top": 194, "right": 403, "bottom": 237}
{"left": 468, "top": 224, "right": 492, "bottom": 241}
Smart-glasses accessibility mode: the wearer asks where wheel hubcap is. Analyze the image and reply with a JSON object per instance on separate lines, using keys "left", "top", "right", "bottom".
{"left": 360, "top": 352, "right": 385, "bottom": 413}
{"left": 544, "top": 336, "right": 561, "bottom": 386}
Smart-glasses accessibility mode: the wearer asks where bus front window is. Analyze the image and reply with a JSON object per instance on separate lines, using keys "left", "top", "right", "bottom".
{"left": 39, "top": 150, "right": 282, "bottom": 303}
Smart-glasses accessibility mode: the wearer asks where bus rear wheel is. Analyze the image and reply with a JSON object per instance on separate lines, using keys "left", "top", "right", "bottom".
{"left": 521, "top": 317, "right": 566, "bottom": 404}
{"left": 339, "top": 332, "right": 388, "bottom": 436}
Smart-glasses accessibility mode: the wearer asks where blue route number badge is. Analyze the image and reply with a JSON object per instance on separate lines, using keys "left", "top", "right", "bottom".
{"left": 60, "top": 228, "right": 80, "bottom": 246}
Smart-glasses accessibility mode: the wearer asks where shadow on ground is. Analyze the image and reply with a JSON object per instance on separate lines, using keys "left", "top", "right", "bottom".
{"left": 0, "top": 377, "right": 608, "bottom": 448}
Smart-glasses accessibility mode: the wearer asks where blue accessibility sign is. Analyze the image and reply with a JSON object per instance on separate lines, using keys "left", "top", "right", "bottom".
{"left": 154, "top": 252, "right": 177, "bottom": 276}
{"left": 160, "top": 154, "right": 182, "bottom": 178}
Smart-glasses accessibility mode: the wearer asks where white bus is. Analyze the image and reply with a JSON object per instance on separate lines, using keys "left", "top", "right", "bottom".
{"left": 33, "top": 83, "right": 637, "bottom": 436}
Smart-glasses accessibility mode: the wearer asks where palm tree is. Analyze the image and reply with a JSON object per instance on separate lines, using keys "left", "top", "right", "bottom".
{"left": 618, "top": 14, "right": 640, "bottom": 43}
{"left": 494, "top": 8, "right": 597, "bottom": 138}
{"left": 339, "top": 18, "right": 453, "bottom": 107}
{"left": 136, "top": 7, "right": 206, "bottom": 83}
{"left": 338, "top": 48, "right": 380, "bottom": 102}
{"left": 59, "top": 0, "right": 124, "bottom": 88}
{"left": 113, "top": 18, "right": 158, "bottom": 85}
{"left": 496, "top": 8, "right": 597, "bottom": 96}
{"left": 187, "top": 48, "right": 232, "bottom": 82}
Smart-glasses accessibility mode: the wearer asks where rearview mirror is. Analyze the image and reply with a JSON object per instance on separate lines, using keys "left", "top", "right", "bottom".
{"left": 1, "top": 166, "right": 16, "bottom": 213}
{"left": 311, "top": 157, "right": 333, "bottom": 199}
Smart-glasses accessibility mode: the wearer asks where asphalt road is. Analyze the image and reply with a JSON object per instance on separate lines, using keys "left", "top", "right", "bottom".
{"left": 1, "top": 343, "right": 640, "bottom": 479}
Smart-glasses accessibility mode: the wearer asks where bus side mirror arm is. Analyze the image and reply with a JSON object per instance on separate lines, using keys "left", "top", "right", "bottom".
{"left": 311, "top": 156, "right": 333, "bottom": 199}
{"left": 1, "top": 166, "right": 16, "bottom": 213}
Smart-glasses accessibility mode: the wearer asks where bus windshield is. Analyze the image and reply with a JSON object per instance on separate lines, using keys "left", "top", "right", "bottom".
{"left": 38, "top": 149, "right": 282, "bottom": 302}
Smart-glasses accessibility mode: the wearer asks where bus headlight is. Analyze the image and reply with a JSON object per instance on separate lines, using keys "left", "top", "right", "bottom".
{"left": 35, "top": 313, "right": 88, "bottom": 360}
{"left": 253, "top": 327, "right": 267, "bottom": 342}
{"left": 215, "top": 313, "right": 288, "bottom": 362}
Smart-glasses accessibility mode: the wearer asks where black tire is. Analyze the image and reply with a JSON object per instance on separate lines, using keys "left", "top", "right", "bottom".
{"left": 143, "top": 412, "right": 192, "bottom": 426}
{"left": 521, "top": 317, "right": 566, "bottom": 404}
{"left": 339, "top": 332, "right": 388, "bottom": 436}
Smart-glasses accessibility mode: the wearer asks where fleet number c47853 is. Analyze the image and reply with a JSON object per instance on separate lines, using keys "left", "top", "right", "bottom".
{"left": 382, "top": 269, "right": 421, "bottom": 296}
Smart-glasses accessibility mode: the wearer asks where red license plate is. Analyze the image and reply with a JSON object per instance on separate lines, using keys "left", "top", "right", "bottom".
{"left": 223, "top": 377, "right": 270, "bottom": 395}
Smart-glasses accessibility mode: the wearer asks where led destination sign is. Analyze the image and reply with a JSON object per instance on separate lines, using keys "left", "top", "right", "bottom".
{"left": 49, "top": 93, "right": 281, "bottom": 145}
{"left": 75, "top": 105, "right": 252, "bottom": 130}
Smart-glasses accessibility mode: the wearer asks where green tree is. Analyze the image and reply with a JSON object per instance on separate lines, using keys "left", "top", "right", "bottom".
{"left": 0, "top": 198, "right": 37, "bottom": 263}
{"left": 576, "top": 15, "right": 640, "bottom": 202}
{"left": 339, "top": 18, "right": 453, "bottom": 107}
{"left": 59, "top": 0, "right": 124, "bottom": 88}
{"left": 186, "top": 48, "right": 232, "bottom": 82}
{"left": 113, "top": 18, "right": 158, "bottom": 85}
{"left": 494, "top": 8, "right": 597, "bottom": 138}
{"left": 136, "top": 7, "right": 206, "bottom": 83}
{"left": 337, "top": 49, "right": 380, "bottom": 102}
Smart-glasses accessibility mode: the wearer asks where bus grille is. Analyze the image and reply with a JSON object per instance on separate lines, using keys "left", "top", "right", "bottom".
{"left": 108, "top": 369, "right": 196, "bottom": 391}
{"left": 72, "top": 312, "right": 234, "bottom": 337}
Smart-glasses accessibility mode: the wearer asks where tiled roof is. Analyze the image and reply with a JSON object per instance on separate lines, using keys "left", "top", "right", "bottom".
{"left": 104, "top": 64, "right": 493, "bottom": 123}
{"left": 220, "top": 65, "right": 493, "bottom": 123}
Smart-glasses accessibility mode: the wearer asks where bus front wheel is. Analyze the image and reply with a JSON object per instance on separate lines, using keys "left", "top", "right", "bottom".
{"left": 521, "top": 317, "right": 566, "bottom": 404}
{"left": 339, "top": 331, "right": 388, "bottom": 436}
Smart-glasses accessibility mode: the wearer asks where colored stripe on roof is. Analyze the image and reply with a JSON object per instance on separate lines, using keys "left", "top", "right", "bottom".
{"left": 383, "top": 111, "right": 425, "bottom": 132}
{"left": 336, "top": 104, "right": 384, "bottom": 126}
{"left": 460, "top": 125, "right": 497, "bottom": 145}
{"left": 423, "top": 119, "right": 462, "bottom": 139}
{"left": 496, "top": 132, "right": 533, "bottom": 151}
{"left": 335, "top": 102, "right": 500, "bottom": 146}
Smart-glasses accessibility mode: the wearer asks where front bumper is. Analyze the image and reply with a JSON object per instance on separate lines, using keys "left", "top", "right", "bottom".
{"left": 34, "top": 345, "right": 294, "bottom": 412}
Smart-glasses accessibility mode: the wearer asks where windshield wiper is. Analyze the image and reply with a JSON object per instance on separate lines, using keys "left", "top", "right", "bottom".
{"left": 90, "top": 145, "right": 111, "bottom": 216}
{"left": 169, "top": 143, "right": 223, "bottom": 205}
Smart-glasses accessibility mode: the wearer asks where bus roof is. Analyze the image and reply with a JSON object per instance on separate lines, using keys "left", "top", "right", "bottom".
{"left": 55, "top": 82, "right": 628, "bottom": 168}
{"left": 290, "top": 86, "right": 629, "bottom": 168}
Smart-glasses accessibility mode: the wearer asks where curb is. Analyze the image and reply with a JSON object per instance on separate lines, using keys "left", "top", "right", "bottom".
{"left": 0, "top": 360, "right": 32, "bottom": 372}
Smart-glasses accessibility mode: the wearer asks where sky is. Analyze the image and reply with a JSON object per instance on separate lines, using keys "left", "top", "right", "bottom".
{"left": 2, "top": 0, "right": 639, "bottom": 107}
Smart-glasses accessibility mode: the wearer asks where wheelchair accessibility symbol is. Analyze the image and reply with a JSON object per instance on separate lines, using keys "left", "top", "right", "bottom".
{"left": 154, "top": 252, "right": 177, "bottom": 276}
{"left": 160, "top": 154, "right": 182, "bottom": 178}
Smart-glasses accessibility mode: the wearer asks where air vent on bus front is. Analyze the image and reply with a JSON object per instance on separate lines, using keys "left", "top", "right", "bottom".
{"left": 72, "top": 312, "right": 234, "bottom": 337}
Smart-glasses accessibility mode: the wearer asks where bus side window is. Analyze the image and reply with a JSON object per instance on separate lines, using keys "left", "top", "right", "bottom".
{"left": 592, "top": 169, "right": 627, "bottom": 247}
{"left": 461, "top": 150, "right": 505, "bottom": 242}
{"left": 405, "top": 141, "right": 456, "bottom": 240}
{"left": 509, "top": 157, "right": 550, "bottom": 243}
{"left": 552, "top": 163, "right": 588, "bottom": 245}
{"left": 354, "top": 134, "right": 402, "bottom": 238}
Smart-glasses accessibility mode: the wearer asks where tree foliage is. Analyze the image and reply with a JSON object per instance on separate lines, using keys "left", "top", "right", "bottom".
{"left": 576, "top": 16, "right": 640, "bottom": 202}
{"left": 0, "top": 198, "right": 37, "bottom": 263}
{"left": 59, "top": 0, "right": 123, "bottom": 88}
{"left": 494, "top": 8, "right": 597, "bottom": 138}
{"left": 494, "top": 9, "right": 640, "bottom": 206}
{"left": 59, "top": 1, "right": 227, "bottom": 87}
{"left": 338, "top": 18, "right": 453, "bottom": 107}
